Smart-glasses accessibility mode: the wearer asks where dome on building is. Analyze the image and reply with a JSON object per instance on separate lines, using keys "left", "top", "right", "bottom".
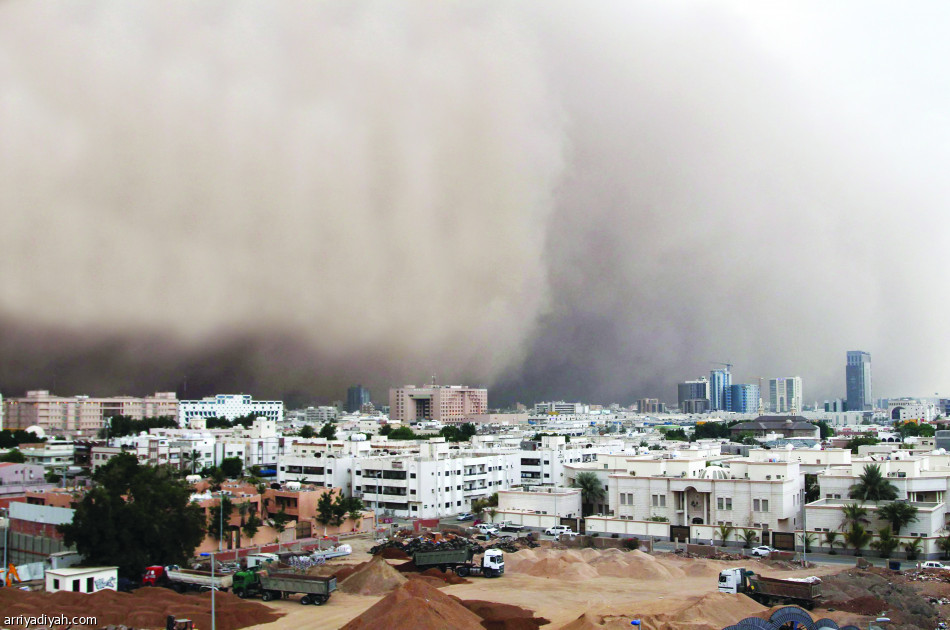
{"left": 698, "top": 465, "right": 730, "bottom": 480}
{"left": 25, "top": 425, "right": 45, "bottom": 438}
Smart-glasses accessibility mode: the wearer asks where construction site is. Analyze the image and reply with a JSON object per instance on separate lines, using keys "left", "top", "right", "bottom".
{"left": 3, "top": 529, "right": 950, "bottom": 630}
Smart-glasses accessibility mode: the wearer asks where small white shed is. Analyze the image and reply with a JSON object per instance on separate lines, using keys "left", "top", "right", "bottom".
{"left": 46, "top": 567, "right": 118, "bottom": 593}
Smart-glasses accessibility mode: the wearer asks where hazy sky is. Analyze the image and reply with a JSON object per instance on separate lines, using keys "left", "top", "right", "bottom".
{"left": 2, "top": 1, "right": 948, "bottom": 406}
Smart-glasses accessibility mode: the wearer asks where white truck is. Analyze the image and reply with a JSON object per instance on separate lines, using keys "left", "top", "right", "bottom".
{"left": 163, "top": 567, "right": 233, "bottom": 592}
{"left": 545, "top": 525, "right": 575, "bottom": 537}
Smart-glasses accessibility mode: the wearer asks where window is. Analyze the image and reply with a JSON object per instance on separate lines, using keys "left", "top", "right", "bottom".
{"left": 753, "top": 499, "right": 760, "bottom": 511}
{"left": 621, "top": 494, "right": 627, "bottom": 505}
{"left": 53, "top": 579, "right": 60, "bottom": 590}
{"left": 717, "top": 497, "right": 732, "bottom": 510}
{"left": 410, "top": 473, "right": 416, "bottom": 478}
{"left": 87, "top": 577, "right": 94, "bottom": 592}
{"left": 762, "top": 499, "right": 769, "bottom": 511}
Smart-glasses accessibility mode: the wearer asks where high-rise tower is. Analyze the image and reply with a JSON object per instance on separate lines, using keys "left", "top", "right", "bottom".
{"left": 846, "top": 351, "right": 872, "bottom": 411}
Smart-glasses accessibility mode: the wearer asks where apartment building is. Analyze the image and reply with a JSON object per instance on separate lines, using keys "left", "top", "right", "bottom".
{"left": 595, "top": 451, "right": 804, "bottom": 532}
{"left": 520, "top": 435, "right": 600, "bottom": 486}
{"left": 389, "top": 385, "right": 487, "bottom": 423}
{"left": 355, "top": 442, "right": 521, "bottom": 519}
{"left": 533, "top": 401, "right": 589, "bottom": 415}
{"left": 2, "top": 391, "right": 178, "bottom": 436}
{"left": 178, "top": 394, "right": 283, "bottom": 426}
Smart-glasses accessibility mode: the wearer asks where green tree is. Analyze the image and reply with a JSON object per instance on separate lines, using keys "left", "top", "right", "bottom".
{"left": 804, "top": 474, "right": 820, "bottom": 503}
{"left": 208, "top": 496, "right": 234, "bottom": 542}
{"left": 716, "top": 524, "right": 734, "bottom": 547}
{"left": 242, "top": 513, "right": 263, "bottom": 540}
{"left": 316, "top": 492, "right": 335, "bottom": 527}
{"left": 330, "top": 494, "right": 348, "bottom": 527}
{"left": 387, "top": 426, "right": 417, "bottom": 440}
{"left": 220, "top": 457, "right": 244, "bottom": 479}
{"left": 903, "top": 537, "right": 923, "bottom": 560}
{"left": 59, "top": 454, "right": 205, "bottom": 579}
{"left": 660, "top": 428, "right": 688, "bottom": 441}
{"left": 206, "top": 417, "right": 232, "bottom": 429}
{"left": 0, "top": 429, "right": 45, "bottom": 448}
{"left": 823, "top": 530, "right": 841, "bottom": 555}
{"left": 870, "top": 527, "right": 899, "bottom": 558}
{"left": 846, "top": 436, "right": 880, "bottom": 454}
{"left": 487, "top": 507, "right": 498, "bottom": 524}
{"left": 814, "top": 420, "right": 834, "bottom": 440}
{"left": 269, "top": 507, "right": 292, "bottom": 533}
{"left": 844, "top": 523, "right": 872, "bottom": 556}
{"left": 937, "top": 535, "right": 950, "bottom": 560}
{"left": 740, "top": 529, "right": 759, "bottom": 548}
{"left": 346, "top": 497, "right": 365, "bottom": 524}
{"left": 299, "top": 425, "right": 315, "bottom": 438}
{"left": 572, "top": 471, "right": 606, "bottom": 516}
{"left": 0, "top": 449, "right": 26, "bottom": 463}
{"left": 840, "top": 503, "right": 871, "bottom": 530}
{"left": 876, "top": 501, "right": 919, "bottom": 535}
{"left": 848, "top": 464, "right": 898, "bottom": 502}
{"left": 379, "top": 424, "right": 393, "bottom": 436}
{"left": 318, "top": 423, "right": 337, "bottom": 440}
{"left": 693, "top": 422, "right": 731, "bottom": 440}
{"left": 799, "top": 531, "right": 816, "bottom": 553}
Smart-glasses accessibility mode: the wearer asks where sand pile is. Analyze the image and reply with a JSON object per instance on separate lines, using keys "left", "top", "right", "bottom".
{"left": 507, "top": 548, "right": 688, "bottom": 581}
{"left": 339, "top": 555, "right": 408, "bottom": 595}
{"left": 341, "top": 579, "right": 485, "bottom": 630}
{"left": 460, "top": 599, "right": 551, "bottom": 630}
{"left": 419, "top": 567, "right": 471, "bottom": 585}
{"left": 557, "top": 593, "right": 766, "bottom": 630}
{"left": 0, "top": 585, "right": 282, "bottom": 630}
{"left": 377, "top": 547, "right": 411, "bottom": 560}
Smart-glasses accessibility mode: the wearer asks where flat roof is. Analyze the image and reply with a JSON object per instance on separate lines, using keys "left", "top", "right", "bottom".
{"left": 47, "top": 566, "right": 118, "bottom": 577}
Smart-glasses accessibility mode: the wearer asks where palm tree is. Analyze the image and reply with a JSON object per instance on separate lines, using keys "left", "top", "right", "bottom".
{"left": 487, "top": 508, "right": 498, "bottom": 524}
{"left": 740, "top": 529, "right": 759, "bottom": 549}
{"left": 823, "top": 530, "right": 841, "bottom": 555}
{"left": 840, "top": 503, "right": 871, "bottom": 531}
{"left": 849, "top": 464, "right": 899, "bottom": 502}
{"left": 799, "top": 531, "right": 816, "bottom": 554}
{"left": 876, "top": 501, "right": 919, "bottom": 535}
{"left": 870, "top": 527, "right": 899, "bottom": 558}
{"left": 572, "top": 472, "right": 606, "bottom": 516}
{"left": 903, "top": 537, "right": 923, "bottom": 560}
{"left": 844, "top": 523, "right": 872, "bottom": 556}
{"left": 716, "top": 524, "right": 735, "bottom": 548}
{"left": 938, "top": 535, "right": 950, "bottom": 560}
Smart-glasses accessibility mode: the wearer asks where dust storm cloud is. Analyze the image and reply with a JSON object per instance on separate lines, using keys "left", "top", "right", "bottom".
{"left": 1, "top": 2, "right": 948, "bottom": 405}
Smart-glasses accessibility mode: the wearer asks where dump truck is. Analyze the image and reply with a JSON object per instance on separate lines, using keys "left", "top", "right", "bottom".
{"left": 718, "top": 568, "right": 822, "bottom": 609}
{"left": 231, "top": 570, "right": 336, "bottom": 605}
{"left": 143, "top": 565, "right": 233, "bottom": 592}
{"left": 412, "top": 548, "right": 504, "bottom": 578}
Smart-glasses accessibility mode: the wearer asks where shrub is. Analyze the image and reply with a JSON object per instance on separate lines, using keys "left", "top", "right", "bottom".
{"left": 623, "top": 537, "right": 640, "bottom": 551}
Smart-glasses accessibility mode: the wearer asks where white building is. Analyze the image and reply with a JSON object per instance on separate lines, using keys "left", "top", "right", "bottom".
{"left": 356, "top": 443, "right": 522, "bottom": 519}
{"left": 497, "top": 486, "right": 582, "bottom": 518}
{"left": 520, "top": 435, "right": 601, "bottom": 486}
{"left": 46, "top": 567, "right": 118, "bottom": 593}
{"left": 178, "top": 394, "right": 283, "bottom": 426}
{"left": 533, "top": 401, "right": 590, "bottom": 415}
{"left": 769, "top": 377, "right": 803, "bottom": 413}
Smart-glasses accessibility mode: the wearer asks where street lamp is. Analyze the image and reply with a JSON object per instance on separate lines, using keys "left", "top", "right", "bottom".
{"left": 200, "top": 552, "right": 216, "bottom": 630}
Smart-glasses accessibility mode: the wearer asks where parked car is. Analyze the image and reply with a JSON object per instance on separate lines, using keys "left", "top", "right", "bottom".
{"left": 544, "top": 525, "right": 575, "bottom": 537}
{"left": 456, "top": 512, "right": 475, "bottom": 522}
{"left": 750, "top": 546, "right": 776, "bottom": 557}
{"left": 922, "top": 561, "right": 949, "bottom": 570}
{"left": 474, "top": 523, "right": 499, "bottom": 536}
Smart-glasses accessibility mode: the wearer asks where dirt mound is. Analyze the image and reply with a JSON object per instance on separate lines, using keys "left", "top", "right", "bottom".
{"left": 460, "top": 599, "right": 550, "bottom": 630}
{"left": 341, "top": 579, "right": 485, "bottom": 630}
{"left": 508, "top": 548, "right": 688, "bottom": 581}
{"left": 556, "top": 593, "right": 766, "bottom": 630}
{"left": 420, "top": 567, "right": 471, "bottom": 585}
{"left": 820, "top": 569, "right": 938, "bottom": 630}
{"left": 0, "top": 587, "right": 282, "bottom": 630}
{"left": 377, "top": 547, "right": 412, "bottom": 560}
{"left": 339, "top": 554, "right": 408, "bottom": 595}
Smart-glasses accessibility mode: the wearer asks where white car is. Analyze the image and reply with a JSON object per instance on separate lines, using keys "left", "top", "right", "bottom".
{"left": 474, "top": 523, "right": 499, "bottom": 536}
{"left": 750, "top": 545, "right": 776, "bottom": 557}
{"left": 922, "top": 561, "right": 949, "bottom": 570}
{"left": 545, "top": 525, "right": 575, "bottom": 537}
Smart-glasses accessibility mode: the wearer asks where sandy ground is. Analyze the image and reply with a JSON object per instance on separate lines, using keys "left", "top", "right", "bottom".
{"left": 245, "top": 538, "right": 846, "bottom": 630}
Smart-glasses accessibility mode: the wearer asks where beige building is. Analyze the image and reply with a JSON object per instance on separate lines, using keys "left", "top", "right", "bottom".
{"left": 2, "top": 390, "right": 178, "bottom": 436}
{"left": 389, "top": 385, "right": 487, "bottom": 423}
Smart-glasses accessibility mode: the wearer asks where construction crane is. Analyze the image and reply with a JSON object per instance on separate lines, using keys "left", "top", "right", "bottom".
{"left": 710, "top": 361, "right": 733, "bottom": 371}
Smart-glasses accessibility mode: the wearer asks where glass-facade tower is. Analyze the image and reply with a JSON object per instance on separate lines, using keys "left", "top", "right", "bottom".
{"left": 846, "top": 351, "right": 872, "bottom": 411}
